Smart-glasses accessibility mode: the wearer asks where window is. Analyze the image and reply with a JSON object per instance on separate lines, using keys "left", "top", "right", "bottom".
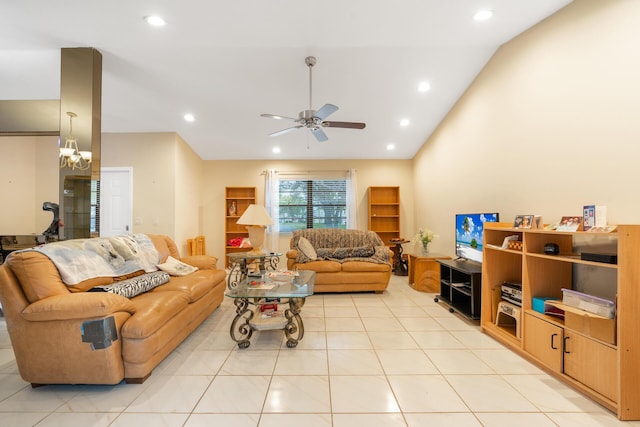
{"left": 278, "top": 179, "right": 347, "bottom": 232}
{"left": 90, "top": 180, "right": 100, "bottom": 235}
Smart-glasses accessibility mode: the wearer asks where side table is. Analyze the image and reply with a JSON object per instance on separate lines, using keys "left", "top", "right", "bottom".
{"left": 407, "top": 252, "right": 451, "bottom": 293}
{"left": 389, "top": 239, "right": 410, "bottom": 276}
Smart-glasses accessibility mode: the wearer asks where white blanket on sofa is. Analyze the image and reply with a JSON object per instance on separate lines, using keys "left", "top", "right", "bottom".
{"left": 33, "top": 234, "right": 160, "bottom": 285}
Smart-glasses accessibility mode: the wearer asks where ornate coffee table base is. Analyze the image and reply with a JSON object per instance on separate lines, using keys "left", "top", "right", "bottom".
{"left": 230, "top": 297, "right": 306, "bottom": 349}
{"left": 230, "top": 298, "right": 254, "bottom": 349}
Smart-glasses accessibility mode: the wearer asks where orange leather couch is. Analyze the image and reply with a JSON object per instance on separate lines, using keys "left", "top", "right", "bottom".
{"left": 286, "top": 229, "right": 392, "bottom": 293}
{"left": 0, "top": 234, "right": 226, "bottom": 385}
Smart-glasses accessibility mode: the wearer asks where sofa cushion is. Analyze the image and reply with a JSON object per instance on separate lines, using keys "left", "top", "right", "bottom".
{"left": 316, "top": 245, "right": 375, "bottom": 260}
{"left": 157, "top": 256, "right": 198, "bottom": 276}
{"left": 121, "top": 291, "right": 190, "bottom": 339}
{"left": 342, "top": 261, "right": 392, "bottom": 272}
{"left": 90, "top": 271, "right": 170, "bottom": 298}
{"left": 147, "top": 234, "right": 175, "bottom": 263}
{"left": 152, "top": 269, "right": 225, "bottom": 303}
{"left": 295, "top": 260, "right": 341, "bottom": 273}
{"left": 6, "top": 251, "right": 72, "bottom": 302}
{"left": 179, "top": 255, "right": 218, "bottom": 270}
{"left": 296, "top": 237, "right": 318, "bottom": 263}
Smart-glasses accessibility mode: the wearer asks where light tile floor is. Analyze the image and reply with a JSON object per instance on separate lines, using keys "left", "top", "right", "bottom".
{"left": 0, "top": 275, "right": 638, "bottom": 426}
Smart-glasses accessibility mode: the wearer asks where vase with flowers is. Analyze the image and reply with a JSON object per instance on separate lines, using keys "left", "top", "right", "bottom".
{"left": 412, "top": 228, "right": 435, "bottom": 254}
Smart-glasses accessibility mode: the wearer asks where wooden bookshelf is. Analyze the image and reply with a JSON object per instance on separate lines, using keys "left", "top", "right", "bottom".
{"left": 482, "top": 223, "right": 640, "bottom": 420}
{"left": 368, "top": 186, "right": 400, "bottom": 245}
{"left": 224, "top": 187, "right": 256, "bottom": 267}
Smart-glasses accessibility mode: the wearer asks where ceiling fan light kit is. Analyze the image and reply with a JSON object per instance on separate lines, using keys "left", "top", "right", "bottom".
{"left": 261, "top": 56, "right": 366, "bottom": 142}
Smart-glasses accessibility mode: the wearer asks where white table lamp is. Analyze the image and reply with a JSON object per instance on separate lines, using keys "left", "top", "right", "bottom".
{"left": 236, "top": 204, "right": 274, "bottom": 255}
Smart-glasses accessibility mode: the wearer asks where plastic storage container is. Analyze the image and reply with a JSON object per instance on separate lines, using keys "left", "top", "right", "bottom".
{"left": 561, "top": 288, "right": 615, "bottom": 319}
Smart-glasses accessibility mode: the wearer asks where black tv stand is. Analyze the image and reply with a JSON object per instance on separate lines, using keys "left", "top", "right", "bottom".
{"left": 434, "top": 259, "right": 482, "bottom": 320}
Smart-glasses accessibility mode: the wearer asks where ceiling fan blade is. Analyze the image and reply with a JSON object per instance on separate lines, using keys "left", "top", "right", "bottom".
{"left": 322, "top": 121, "right": 366, "bottom": 129}
{"left": 310, "top": 127, "right": 328, "bottom": 142}
{"left": 269, "top": 125, "right": 304, "bottom": 137}
{"left": 314, "top": 104, "right": 338, "bottom": 120}
{"left": 260, "top": 113, "right": 298, "bottom": 121}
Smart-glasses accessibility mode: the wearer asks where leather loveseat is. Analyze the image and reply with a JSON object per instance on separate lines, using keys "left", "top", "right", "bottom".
{"left": 286, "top": 229, "right": 392, "bottom": 293}
{"left": 0, "top": 234, "right": 226, "bottom": 385}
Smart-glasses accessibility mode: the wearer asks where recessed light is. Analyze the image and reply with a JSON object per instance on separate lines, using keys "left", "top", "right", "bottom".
{"left": 473, "top": 10, "right": 494, "bottom": 21}
{"left": 184, "top": 113, "right": 195, "bottom": 122}
{"left": 386, "top": 144, "right": 395, "bottom": 151}
{"left": 145, "top": 16, "right": 166, "bottom": 26}
{"left": 400, "top": 118, "right": 410, "bottom": 127}
{"left": 272, "top": 147, "right": 281, "bottom": 154}
{"left": 418, "top": 81, "right": 431, "bottom": 93}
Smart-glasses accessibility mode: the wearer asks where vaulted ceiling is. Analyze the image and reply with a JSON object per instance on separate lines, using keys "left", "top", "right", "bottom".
{"left": 0, "top": 0, "right": 572, "bottom": 160}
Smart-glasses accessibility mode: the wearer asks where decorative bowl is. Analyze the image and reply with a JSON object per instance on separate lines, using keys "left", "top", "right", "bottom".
{"left": 266, "top": 271, "right": 298, "bottom": 283}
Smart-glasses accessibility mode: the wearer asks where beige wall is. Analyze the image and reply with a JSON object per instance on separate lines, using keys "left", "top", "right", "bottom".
{"left": 0, "top": 136, "right": 58, "bottom": 234}
{"left": 101, "top": 132, "right": 177, "bottom": 239}
{"left": 412, "top": 0, "right": 640, "bottom": 256}
{"left": 201, "top": 159, "right": 414, "bottom": 266}
{"left": 173, "top": 135, "right": 204, "bottom": 254}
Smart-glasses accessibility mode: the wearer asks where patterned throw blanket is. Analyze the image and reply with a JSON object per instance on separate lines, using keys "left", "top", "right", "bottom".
{"left": 32, "top": 234, "right": 160, "bottom": 285}
{"left": 291, "top": 229, "right": 391, "bottom": 264}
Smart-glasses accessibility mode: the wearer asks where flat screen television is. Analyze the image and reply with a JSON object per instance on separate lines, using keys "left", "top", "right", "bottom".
{"left": 455, "top": 212, "right": 500, "bottom": 263}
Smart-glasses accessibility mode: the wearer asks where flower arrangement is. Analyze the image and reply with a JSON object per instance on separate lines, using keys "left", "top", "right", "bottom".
{"left": 412, "top": 228, "right": 435, "bottom": 249}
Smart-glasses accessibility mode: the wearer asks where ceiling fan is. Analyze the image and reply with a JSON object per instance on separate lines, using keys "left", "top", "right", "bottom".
{"left": 260, "top": 56, "right": 366, "bottom": 142}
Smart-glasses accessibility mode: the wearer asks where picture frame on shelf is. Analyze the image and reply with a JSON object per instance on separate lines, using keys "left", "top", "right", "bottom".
{"left": 533, "top": 215, "right": 543, "bottom": 229}
{"left": 513, "top": 215, "right": 534, "bottom": 229}
{"left": 583, "top": 205, "right": 595, "bottom": 231}
{"left": 583, "top": 205, "right": 607, "bottom": 231}
{"left": 557, "top": 216, "right": 583, "bottom": 231}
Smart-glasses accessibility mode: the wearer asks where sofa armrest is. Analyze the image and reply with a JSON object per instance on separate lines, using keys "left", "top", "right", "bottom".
{"left": 21, "top": 292, "right": 136, "bottom": 322}
{"left": 286, "top": 250, "right": 298, "bottom": 260}
{"left": 180, "top": 255, "right": 218, "bottom": 270}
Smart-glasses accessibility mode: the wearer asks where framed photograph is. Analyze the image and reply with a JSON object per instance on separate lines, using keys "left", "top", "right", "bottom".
{"left": 583, "top": 205, "right": 607, "bottom": 231}
{"left": 583, "top": 205, "right": 595, "bottom": 231}
{"left": 513, "top": 215, "right": 534, "bottom": 229}
{"left": 557, "top": 216, "right": 583, "bottom": 231}
{"left": 533, "top": 215, "right": 543, "bottom": 229}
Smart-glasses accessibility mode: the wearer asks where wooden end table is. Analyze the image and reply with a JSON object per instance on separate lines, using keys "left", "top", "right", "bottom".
{"left": 407, "top": 252, "right": 451, "bottom": 293}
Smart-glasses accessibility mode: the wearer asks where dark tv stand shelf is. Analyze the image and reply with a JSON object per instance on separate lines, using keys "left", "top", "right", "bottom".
{"left": 435, "top": 259, "right": 482, "bottom": 320}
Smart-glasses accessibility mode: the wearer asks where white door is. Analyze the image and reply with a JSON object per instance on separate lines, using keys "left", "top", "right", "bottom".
{"left": 100, "top": 167, "right": 133, "bottom": 237}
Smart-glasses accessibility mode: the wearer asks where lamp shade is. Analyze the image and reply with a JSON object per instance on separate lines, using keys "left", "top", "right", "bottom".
{"left": 236, "top": 204, "right": 274, "bottom": 226}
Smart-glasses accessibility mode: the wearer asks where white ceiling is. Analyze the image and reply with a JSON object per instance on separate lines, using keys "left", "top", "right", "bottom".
{"left": 0, "top": 0, "right": 572, "bottom": 160}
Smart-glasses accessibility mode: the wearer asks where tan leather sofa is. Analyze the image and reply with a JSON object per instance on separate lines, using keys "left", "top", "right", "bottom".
{"left": 0, "top": 234, "right": 226, "bottom": 385}
{"left": 286, "top": 229, "right": 392, "bottom": 293}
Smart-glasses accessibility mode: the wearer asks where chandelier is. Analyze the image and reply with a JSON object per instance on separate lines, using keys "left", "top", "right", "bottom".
{"left": 59, "top": 112, "right": 92, "bottom": 171}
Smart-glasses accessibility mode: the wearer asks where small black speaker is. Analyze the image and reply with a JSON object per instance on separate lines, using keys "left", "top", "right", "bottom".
{"left": 544, "top": 243, "right": 560, "bottom": 255}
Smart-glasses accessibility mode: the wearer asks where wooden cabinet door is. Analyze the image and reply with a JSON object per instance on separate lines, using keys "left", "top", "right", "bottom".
{"left": 563, "top": 331, "right": 618, "bottom": 402}
{"left": 523, "top": 313, "right": 563, "bottom": 373}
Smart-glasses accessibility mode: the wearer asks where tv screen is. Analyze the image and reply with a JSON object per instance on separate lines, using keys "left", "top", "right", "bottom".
{"left": 455, "top": 212, "right": 499, "bottom": 263}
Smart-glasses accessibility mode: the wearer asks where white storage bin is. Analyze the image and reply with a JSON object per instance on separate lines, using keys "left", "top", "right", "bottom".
{"left": 561, "top": 288, "right": 615, "bottom": 319}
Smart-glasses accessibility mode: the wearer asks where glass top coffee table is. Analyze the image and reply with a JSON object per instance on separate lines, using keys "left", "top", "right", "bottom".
{"left": 226, "top": 251, "right": 282, "bottom": 289}
{"left": 225, "top": 270, "right": 315, "bottom": 348}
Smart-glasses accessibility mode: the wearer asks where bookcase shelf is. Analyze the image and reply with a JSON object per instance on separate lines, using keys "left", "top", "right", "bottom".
{"left": 482, "top": 223, "right": 640, "bottom": 420}
{"left": 224, "top": 187, "right": 256, "bottom": 267}
{"left": 368, "top": 186, "right": 400, "bottom": 245}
